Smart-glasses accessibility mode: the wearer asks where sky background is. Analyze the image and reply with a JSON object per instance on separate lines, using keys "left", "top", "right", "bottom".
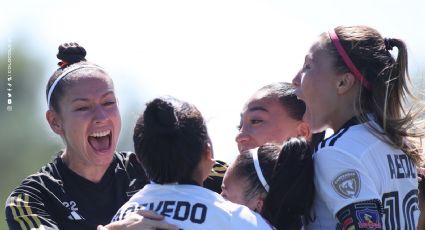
{"left": 1, "top": 0, "right": 425, "bottom": 176}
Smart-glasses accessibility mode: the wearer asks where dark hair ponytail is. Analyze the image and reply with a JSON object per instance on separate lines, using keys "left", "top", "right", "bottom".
{"left": 143, "top": 98, "right": 180, "bottom": 136}
{"left": 133, "top": 97, "right": 211, "bottom": 184}
{"left": 261, "top": 137, "right": 314, "bottom": 230}
{"left": 232, "top": 145, "right": 280, "bottom": 202}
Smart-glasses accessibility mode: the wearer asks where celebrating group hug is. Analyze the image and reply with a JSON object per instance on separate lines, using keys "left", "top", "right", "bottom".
{"left": 5, "top": 25, "right": 425, "bottom": 230}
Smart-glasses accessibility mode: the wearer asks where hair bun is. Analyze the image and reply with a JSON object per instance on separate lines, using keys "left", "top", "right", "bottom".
{"left": 144, "top": 98, "right": 180, "bottom": 136}
{"left": 57, "top": 42, "right": 87, "bottom": 67}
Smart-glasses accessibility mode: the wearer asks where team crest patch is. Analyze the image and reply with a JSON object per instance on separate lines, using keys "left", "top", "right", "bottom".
{"left": 332, "top": 170, "right": 361, "bottom": 199}
{"left": 356, "top": 209, "right": 382, "bottom": 229}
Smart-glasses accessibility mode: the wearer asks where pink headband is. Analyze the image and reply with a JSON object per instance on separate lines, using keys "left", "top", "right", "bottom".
{"left": 328, "top": 30, "right": 371, "bottom": 90}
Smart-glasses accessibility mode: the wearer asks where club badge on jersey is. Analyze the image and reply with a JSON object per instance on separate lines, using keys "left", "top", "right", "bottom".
{"left": 356, "top": 208, "right": 381, "bottom": 229}
{"left": 332, "top": 169, "right": 361, "bottom": 199}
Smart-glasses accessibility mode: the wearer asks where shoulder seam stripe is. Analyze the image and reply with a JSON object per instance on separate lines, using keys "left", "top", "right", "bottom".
{"left": 16, "top": 194, "right": 34, "bottom": 229}
{"left": 9, "top": 196, "right": 28, "bottom": 230}
{"left": 17, "top": 194, "right": 37, "bottom": 229}
{"left": 320, "top": 138, "right": 327, "bottom": 149}
{"left": 213, "top": 165, "right": 227, "bottom": 170}
{"left": 317, "top": 127, "right": 346, "bottom": 151}
{"left": 329, "top": 126, "right": 351, "bottom": 146}
{"left": 24, "top": 193, "right": 43, "bottom": 227}
{"left": 9, "top": 194, "right": 44, "bottom": 229}
{"left": 209, "top": 172, "right": 225, "bottom": 177}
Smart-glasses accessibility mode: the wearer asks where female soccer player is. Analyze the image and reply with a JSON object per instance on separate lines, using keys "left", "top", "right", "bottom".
{"left": 222, "top": 140, "right": 314, "bottom": 230}
{"left": 293, "top": 25, "right": 425, "bottom": 229}
{"left": 111, "top": 97, "right": 273, "bottom": 229}
{"left": 5, "top": 43, "right": 177, "bottom": 230}
{"left": 235, "top": 82, "right": 311, "bottom": 153}
{"left": 222, "top": 82, "right": 321, "bottom": 229}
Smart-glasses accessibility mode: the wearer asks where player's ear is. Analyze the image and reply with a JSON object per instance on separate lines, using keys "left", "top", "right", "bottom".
{"left": 205, "top": 142, "right": 215, "bottom": 166}
{"left": 296, "top": 121, "right": 311, "bottom": 140}
{"left": 254, "top": 195, "right": 264, "bottom": 213}
{"left": 197, "top": 142, "right": 215, "bottom": 183}
{"left": 336, "top": 72, "right": 356, "bottom": 95}
{"left": 46, "top": 110, "right": 64, "bottom": 135}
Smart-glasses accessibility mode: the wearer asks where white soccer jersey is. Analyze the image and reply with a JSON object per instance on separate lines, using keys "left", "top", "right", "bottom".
{"left": 306, "top": 120, "right": 419, "bottom": 230}
{"left": 111, "top": 183, "right": 274, "bottom": 230}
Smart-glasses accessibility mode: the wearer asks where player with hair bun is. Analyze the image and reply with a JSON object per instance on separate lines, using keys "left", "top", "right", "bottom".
{"left": 5, "top": 43, "right": 178, "bottom": 230}
{"left": 111, "top": 96, "right": 274, "bottom": 229}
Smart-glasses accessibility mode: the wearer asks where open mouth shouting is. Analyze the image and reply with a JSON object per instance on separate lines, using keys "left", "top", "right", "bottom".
{"left": 88, "top": 130, "right": 112, "bottom": 153}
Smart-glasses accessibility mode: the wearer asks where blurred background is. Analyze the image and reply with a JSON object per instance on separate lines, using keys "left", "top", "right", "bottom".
{"left": 1, "top": 0, "right": 424, "bottom": 228}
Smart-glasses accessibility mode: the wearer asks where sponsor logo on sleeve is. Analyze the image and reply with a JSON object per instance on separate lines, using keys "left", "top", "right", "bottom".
{"left": 332, "top": 170, "right": 361, "bottom": 199}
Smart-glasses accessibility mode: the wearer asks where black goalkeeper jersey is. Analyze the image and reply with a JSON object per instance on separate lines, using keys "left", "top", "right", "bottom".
{"left": 5, "top": 152, "right": 148, "bottom": 230}
{"left": 203, "top": 160, "right": 228, "bottom": 194}
{"left": 5, "top": 152, "right": 227, "bottom": 230}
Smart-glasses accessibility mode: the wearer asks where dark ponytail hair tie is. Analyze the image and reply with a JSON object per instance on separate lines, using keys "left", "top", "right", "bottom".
{"left": 384, "top": 38, "right": 394, "bottom": 51}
